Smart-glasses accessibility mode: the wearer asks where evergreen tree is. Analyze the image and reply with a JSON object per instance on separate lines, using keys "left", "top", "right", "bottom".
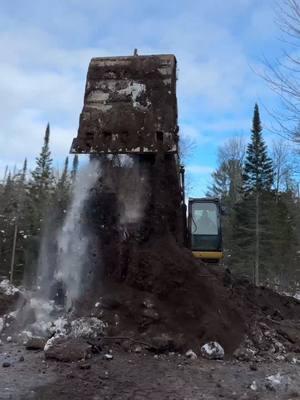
{"left": 243, "top": 104, "right": 273, "bottom": 193}
{"left": 54, "top": 157, "right": 71, "bottom": 217}
{"left": 21, "top": 158, "right": 27, "bottom": 183}
{"left": 31, "top": 123, "right": 54, "bottom": 196}
{"left": 24, "top": 124, "right": 55, "bottom": 283}
{"left": 232, "top": 105, "right": 274, "bottom": 285}
{"left": 71, "top": 154, "right": 79, "bottom": 184}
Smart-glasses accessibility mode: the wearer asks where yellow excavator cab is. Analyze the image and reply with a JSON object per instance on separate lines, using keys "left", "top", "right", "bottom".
{"left": 187, "top": 198, "right": 223, "bottom": 263}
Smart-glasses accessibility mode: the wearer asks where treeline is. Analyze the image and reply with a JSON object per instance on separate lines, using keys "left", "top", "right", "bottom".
{"left": 0, "top": 124, "right": 79, "bottom": 284}
{"left": 208, "top": 104, "right": 300, "bottom": 291}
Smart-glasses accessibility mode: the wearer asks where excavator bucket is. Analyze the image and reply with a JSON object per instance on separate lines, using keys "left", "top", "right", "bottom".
{"left": 70, "top": 54, "right": 179, "bottom": 154}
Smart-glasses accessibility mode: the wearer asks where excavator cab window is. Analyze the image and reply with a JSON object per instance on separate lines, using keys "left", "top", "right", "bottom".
{"left": 188, "top": 198, "right": 223, "bottom": 261}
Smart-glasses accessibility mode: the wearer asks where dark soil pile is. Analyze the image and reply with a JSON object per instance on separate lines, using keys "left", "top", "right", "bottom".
{"left": 79, "top": 155, "right": 300, "bottom": 355}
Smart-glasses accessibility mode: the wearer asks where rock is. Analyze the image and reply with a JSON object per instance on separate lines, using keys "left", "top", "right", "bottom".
{"left": 265, "top": 372, "right": 290, "bottom": 392}
{"left": 201, "top": 342, "right": 224, "bottom": 360}
{"left": 151, "top": 334, "right": 175, "bottom": 353}
{"left": 6, "top": 336, "right": 12, "bottom": 343}
{"left": 103, "top": 353, "right": 113, "bottom": 360}
{"left": 185, "top": 349, "right": 197, "bottom": 360}
{"left": 2, "top": 361, "right": 11, "bottom": 368}
{"left": 44, "top": 337, "right": 92, "bottom": 362}
{"left": 277, "top": 322, "right": 300, "bottom": 344}
{"left": 0, "top": 317, "right": 4, "bottom": 334}
{"left": 133, "top": 345, "right": 142, "bottom": 353}
{"left": 142, "top": 308, "right": 160, "bottom": 321}
{"left": 250, "top": 381, "right": 257, "bottom": 391}
{"left": 250, "top": 363, "right": 257, "bottom": 371}
{"left": 274, "top": 341, "right": 285, "bottom": 353}
{"left": 233, "top": 348, "right": 256, "bottom": 362}
{"left": 78, "top": 363, "right": 91, "bottom": 370}
{"left": 71, "top": 317, "right": 106, "bottom": 339}
{"left": 19, "top": 356, "right": 25, "bottom": 362}
{"left": 285, "top": 353, "right": 298, "bottom": 363}
{"left": 25, "top": 337, "right": 46, "bottom": 350}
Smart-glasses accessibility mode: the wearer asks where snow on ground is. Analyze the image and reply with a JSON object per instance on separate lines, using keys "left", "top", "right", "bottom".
{"left": 0, "top": 279, "right": 19, "bottom": 296}
{"left": 294, "top": 292, "right": 300, "bottom": 301}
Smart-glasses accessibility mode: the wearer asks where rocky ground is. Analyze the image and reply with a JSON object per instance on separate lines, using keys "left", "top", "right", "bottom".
{"left": 1, "top": 269, "right": 300, "bottom": 400}
{"left": 0, "top": 342, "right": 300, "bottom": 400}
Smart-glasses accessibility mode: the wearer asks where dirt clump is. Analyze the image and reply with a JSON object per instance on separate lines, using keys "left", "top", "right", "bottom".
{"left": 0, "top": 290, "right": 20, "bottom": 317}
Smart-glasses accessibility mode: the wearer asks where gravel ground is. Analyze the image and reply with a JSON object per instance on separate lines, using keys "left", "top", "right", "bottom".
{"left": 0, "top": 343, "right": 300, "bottom": 400}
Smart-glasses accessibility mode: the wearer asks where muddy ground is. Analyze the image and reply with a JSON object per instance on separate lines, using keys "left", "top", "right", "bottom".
{"left": 0, "top": 343, "right": 300, "bottom": 400}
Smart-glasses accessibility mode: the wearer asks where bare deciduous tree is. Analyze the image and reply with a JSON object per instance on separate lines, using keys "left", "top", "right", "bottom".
{"left": 271, "top": 139, "right": 295, "bottom": 193}
{"left": 218, "top": 137, "right": 246, "bottom": 165}
{"left": 263, "top": 0, "right": 300, "bottom": 145}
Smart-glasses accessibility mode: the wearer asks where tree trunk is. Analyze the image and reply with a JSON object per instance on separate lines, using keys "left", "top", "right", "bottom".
{"left": 10, "top": 222, "right": 18, "bottom": 283}
{"left": 255, "top": 192, "right": 260, "bottom": 286}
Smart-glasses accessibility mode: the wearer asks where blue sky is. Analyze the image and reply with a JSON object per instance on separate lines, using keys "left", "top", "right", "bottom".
{"left": 0, "top": 0, "right": 288, "bottom": 195}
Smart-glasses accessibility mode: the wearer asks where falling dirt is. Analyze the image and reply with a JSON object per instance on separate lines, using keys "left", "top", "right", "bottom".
{"left": 74, "top": 154, "right": 300, "bottom": 356}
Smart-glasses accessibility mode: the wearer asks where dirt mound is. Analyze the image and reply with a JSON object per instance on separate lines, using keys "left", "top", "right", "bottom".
{"left": 78, "top": 155, "right": 300, "bottom": 356}
{"left": 89, "top": 239, "right": 300, "bottom": 356}
{"left": 75, "top": 234, "right": 244, "bottom": 354}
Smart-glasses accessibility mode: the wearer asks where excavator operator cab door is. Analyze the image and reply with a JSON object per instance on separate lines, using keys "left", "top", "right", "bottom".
{"left": 188, "top": 198, "right": 223, "bottom": 263}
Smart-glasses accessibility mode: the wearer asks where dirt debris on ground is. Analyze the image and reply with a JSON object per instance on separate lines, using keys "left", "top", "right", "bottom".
{"left": 1, "top": 342, "right": 300, "bottom": 400}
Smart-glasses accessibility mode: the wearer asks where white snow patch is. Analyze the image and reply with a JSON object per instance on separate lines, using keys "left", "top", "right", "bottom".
{"left": 118, "top": 82, "right": 149, "bottom": 109}
{"left": 8, "top": 310, "right": 17, "bottom": 319}
{"left": 294, "top": 292, "right": 300, "bottom": 301}
{"left": 44, "top": 333, "right": 64, "bottom": 352}
{"left": 48, "top": 316, "right": 69, "bottom": 336}
{"left": 0, "top": 279, "right": 19, "bottom": 296}
{"left": 266, "top": 372, "right": 283, "bottom": 386}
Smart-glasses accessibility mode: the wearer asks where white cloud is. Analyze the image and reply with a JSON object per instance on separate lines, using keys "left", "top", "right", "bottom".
{"left": 0, "top": 0, "right": 280, "bottom": 178}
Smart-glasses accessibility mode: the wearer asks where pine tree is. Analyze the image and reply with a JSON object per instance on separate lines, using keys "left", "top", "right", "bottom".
{"left": 71, "top": 154, "right": 79, "bottom": 184}
{"left": 208, "top": 162, "right": 230, "bottom": 200}
{"left": 243, "top": 104, "right": 273, "bottom": 193}
{"left": 21, "top": 158, "right": 27, "bottom": 183}
{"left": 55, "top": 157, "right": 71, "bottom": 216}
{"left": 31, "top": 123, "right": 54, "bottom": 196}
{"left": 23, "top": 124, "right": 55, "bottom": 283}
{"left": 232, "top": 105, "right": 274, "bottom": 285}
